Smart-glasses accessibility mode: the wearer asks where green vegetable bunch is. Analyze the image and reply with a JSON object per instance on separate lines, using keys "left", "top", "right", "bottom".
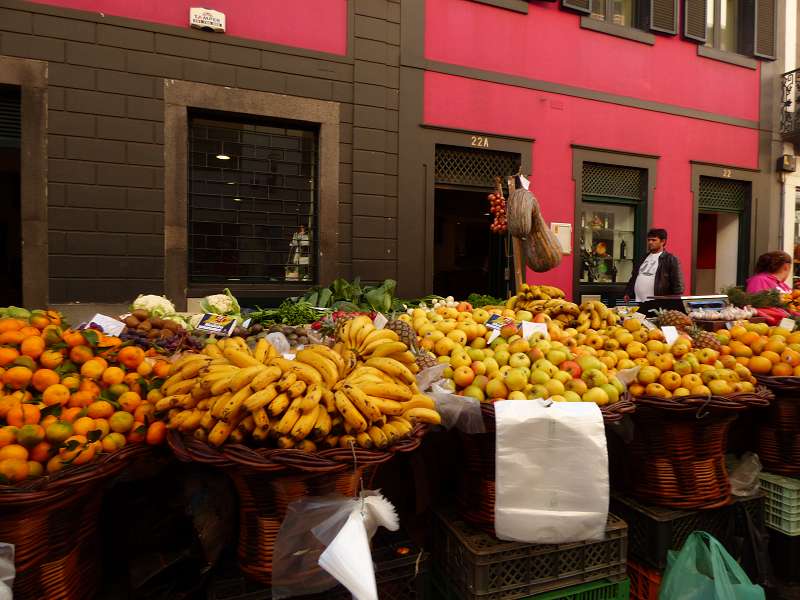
{"left": 249, "top": 300, "right": 320, "bottom": 326}
{"left": 467, "top": 293, "right": 505, "bottom": 308}
{"left": 723, "top": 286, "right": 786, "bottom": 309}
{"left": 300, "top": 278, "right": 398, "bottom": 313}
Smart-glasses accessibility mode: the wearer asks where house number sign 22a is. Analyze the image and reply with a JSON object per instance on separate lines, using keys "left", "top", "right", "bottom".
{"left": 471, "top": 135, "right": 489, "bottom": 147}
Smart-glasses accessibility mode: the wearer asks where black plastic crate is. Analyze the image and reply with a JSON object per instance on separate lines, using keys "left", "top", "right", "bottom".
{"left": 207, "top": 540, "right": 428, "bottom": 600}
{"left": 770, "top": 529, "right": 800, "bottom": 583}
{"left": 432, "top": 508, "right": 627, "bottom": 600}
{"left": 610, "top": 492, "right": 764, "bottom": 570}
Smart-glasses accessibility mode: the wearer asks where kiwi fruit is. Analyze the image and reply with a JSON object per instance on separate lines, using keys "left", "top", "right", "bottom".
{"left": 124, "top": 316, "right": 140, "bottom": 328}
{"left": 132, "top": 309, "right": 149, "bottom": 321}
{"left": 138, "top": 320, "right": 152, "bottom": 332}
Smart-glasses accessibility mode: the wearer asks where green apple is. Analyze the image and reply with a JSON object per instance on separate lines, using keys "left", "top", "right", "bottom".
{"left": 563, "top": 390, "right": 582, "bottom": 402}
{"left": 504, "top": 368, "right": 528, "bottom": 392}
{"left": 463, "top": 385, "right": 485, "bottom": 402}
{"left": 509, "top": 352, "right": 531, "bottom": 369}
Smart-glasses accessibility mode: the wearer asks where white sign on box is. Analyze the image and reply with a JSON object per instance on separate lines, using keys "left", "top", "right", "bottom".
{"left": 189, "top": 7, "right": 226, "bottom": 32}
{"left": 494, "top": 400, "right": 609, "bottom": 544}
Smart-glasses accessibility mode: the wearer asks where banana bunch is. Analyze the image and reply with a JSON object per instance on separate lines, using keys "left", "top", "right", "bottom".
{"left": 331, "top": 361, "right": 441, "bottom": 450}
{"left": 576, "top": 300, "right": 619, "bottom": 332}
{"left": 160, "top": 336, "right": 439, "bottom": 452}
{"left": 506, "top": 284, "right": 566, "bottom": 309}
{"left": 335, "top": 315, "right": 420, "bottom": 374}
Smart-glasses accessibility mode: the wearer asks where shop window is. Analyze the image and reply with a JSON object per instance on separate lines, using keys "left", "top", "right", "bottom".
{"left": 589, "top": 0, "right": 637, "bottom": 27}
{"left": 188, "top": 113, "right": 318, "bottom": 285}
{"left": 704, "top": 0, "right": 740, "bottom": 53}
{"left": 684, "top": 0, "right": 776, "bottom": 61}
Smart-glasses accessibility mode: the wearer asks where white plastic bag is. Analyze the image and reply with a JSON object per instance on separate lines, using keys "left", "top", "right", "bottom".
{"left": 271, "top": 492, "right": 398, "bottom": 600}
{"left": 494, "top": 400, "right": 609, "bottom": 544}
{"left": 266, "top": 332, "right": 291, "bottom": 355}
{"left": 728, "top": 452, "right": 763, "bottom": 497}
{"left": 0, "top": 543, "right": 14, "bottom": 600}
{"left": 430, "top": 381, "right": 485, "bottom": 433}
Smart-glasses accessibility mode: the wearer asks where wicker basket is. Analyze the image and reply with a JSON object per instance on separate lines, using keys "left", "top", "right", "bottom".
{"left": 168, "top": 429, "right": 426, "bottom": 585}
{"left": 0, "top": 444, "right": 149, "bottom": 600}
{"left": 457, "top": 399, "right": 635, "bottom": 533}
{"left": 625, "top": 388, "right": 772, "bottom": 509}
{"left": 754, "top": 376, "right": 800, "bottom": 477}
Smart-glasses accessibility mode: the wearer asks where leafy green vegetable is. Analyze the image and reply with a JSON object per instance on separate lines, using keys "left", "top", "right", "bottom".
{"left": 467, "top": 293, "right": 505, "bottom": 308}
{"left": 723, "top": 286, "right": 786, "bottom": 309}
{"left": 249, "top": 300, "right": 320, "bottom": 326}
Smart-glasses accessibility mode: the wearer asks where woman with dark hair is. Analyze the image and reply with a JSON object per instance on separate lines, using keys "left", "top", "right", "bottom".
{"left": 745, "top": 251, "right": 793, "bottom": 293}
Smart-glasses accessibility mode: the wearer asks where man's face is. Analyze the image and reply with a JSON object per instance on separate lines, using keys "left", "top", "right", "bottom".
{"left": 647, "top": 236, "right": 664, "bottom": 253}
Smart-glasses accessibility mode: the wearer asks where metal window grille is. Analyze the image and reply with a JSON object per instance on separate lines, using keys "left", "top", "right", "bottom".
{"left": 188, "top": 115, "right": 318, "bottom": 284}
{"left": 698, "top": 176, "right": 749, "bottom": 212}
{"left": 582, "top": 163, "right": 644, "bottom": 199}
{"left": 434, "top": 145, "right": 521, "bottom": 189}
{"left": 0, "top": 86, "right": 20, "bottom": 149}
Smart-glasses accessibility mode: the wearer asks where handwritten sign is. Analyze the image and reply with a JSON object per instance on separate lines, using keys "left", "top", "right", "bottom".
{"left": 195, "top": 313, "right": 237, "bottom": 337}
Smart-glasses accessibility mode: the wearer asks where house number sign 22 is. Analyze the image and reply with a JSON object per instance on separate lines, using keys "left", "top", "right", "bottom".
{"left": 471, "top": 135, "right": 489, "bottom": 147}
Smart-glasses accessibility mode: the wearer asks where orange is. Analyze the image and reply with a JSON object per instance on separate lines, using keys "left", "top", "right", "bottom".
{"left": 146, "top": 389, "right": 162, "bottom": 403}
{"left": 136, "top": 361, "right": 153, "bottom": 377}
{"left": 61, "top": 374, "right": 81, "bottom": 391}
{"left": 0, "top": 427, "right": 16, "bottom": 447}
{"left": 39, "top": 350, "right": 64, "bottom": 369}
{"left": 127, "top": 422, "right": 146, "bottom": 443}
{"left": 0, "top": 347, "right": 19, "bottom": 367}
{"left": 118, "top": 346, "right": 145, "bottom": 370}
{"left": 87, "top": 401, "right": 115, "bottom": 419}
{"left": 0, "top": 395, "right": 21, "bottom": 419}
{"left": 40, "top": 414, "right": 57, "bottom": 429}
{"left": 0, "top": 458, "right": 29, "bottom": 482}
{"left": 31, "top": 368, "right": 60, "bottom": 392}
{"left": 101, "top": 366, "right": 125, "bottom": 386}
{"left": 102, "top": 432, "right": 126, "bottom": 453}
{"left": 93, "top": 419, "right": 110, "bottom": 438}
{"left": 62, "top": 330, "right": 86, "bottom": 347}
{"left": 19, "top": 336, "right": 45, "bottom": 360}
{"left": 782, "top": 349, "right": 800, "bottom": 366}
{"left": 107, "top": 383, "right": 129, "bottom": 398}
{"left": 42, "top": 384, "right": 70, "bottom": 407}
{"left": 46, "top": 421, "right": 73, "bottom": 444}
{"left": 18, "top": 327, "right": 40, "bottom": 338}
{"left": 69, "top": 345, "right": 93, "bottom": 365}
{"left": 134, "top": 403, "right": 154, "bottom": 423}
{"left": 146, "top": 421, "right": 167, "bottom": 445}
{"left": 27, "top": 461, "right": 43, "bottom": 478}
{"left": 760, "top": 351, "right": 782, "bottom": 365}
{"left": 152, "top": 360, "right": 171, "bottom": 378}
{"left": 16, "top": 424, "right": 45, "bottom": 448}
{"left": 118, "top": 391, "right": 142, "bottom": 413}
{"left": 28, "top": 441, "right": 52, "bottom": 463}
{"left": 0, "top": 444, "right": 28, "bottom": 461}
{"left": 59, "top": 435, "right": 96, "bottom": 465}
{"left": 29, "top": 314, "right": 51, "bottom": 330}
{"left": 78, "top": 379, "right": 101, "bottom": 400}
{"left": 2, "top": 366, "right": 32, "bottom": 390}
{"left": 0, "top": 318, "right": 25, "bottom": 333}
{"left": 109, "top": 411, "right": 134, "bottom": 433}
{"left": 123, "top": 373, "right": 142, "bottom": 395}
{"left": 748, "top": 356, "right": 773, "bottom": 375}
{"left": 0, "top": 331, "right": 25, "bottom": 345}
{"left": 740, "top": 331, "right": 760, "bottom": 346}
{"left": 80, "top": 359, "right": 105, "bottom": 380}
{"left": 73, "top": 417, "right": 98, "bottom": 436}
{"left": 6, "top": 404, "right": 40, "bottom": 427}
{"left": 93, "top": 356, "right": 108, "bottom": 370}
{"left": 45, "top": 310, "right": 62, "bottom": 326}
{"left": 60, "top": 407, "right": 83, "bottom": 423}
{"left": 773, "top": 362, "right": 794, "bottom": 376}
{"left": 46, "top": 455, "right": 64, "bottom": 474}
{"left": 68, "top": 391, "right": 94, "bottom": 408}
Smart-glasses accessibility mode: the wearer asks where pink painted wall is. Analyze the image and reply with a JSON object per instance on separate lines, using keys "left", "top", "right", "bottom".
{"left": 28, "top": 0, "right": 349, "bottom": 55}
{"left": 425, "top": 0, "right": 759, "bottom": 123}
{"left": 423, "top": 72, "right": 759, "bottom": 297}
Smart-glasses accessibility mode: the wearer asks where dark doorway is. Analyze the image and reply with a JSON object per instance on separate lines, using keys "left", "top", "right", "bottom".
{"left": 0, "top": 85, "right": 21, "bottom": 307}
{"left": 433, "top": 188, "right": 507, "bottom": 299}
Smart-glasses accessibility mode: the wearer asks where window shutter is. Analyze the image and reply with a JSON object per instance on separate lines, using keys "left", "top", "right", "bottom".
{"left": 561, "top": 0, "right": 591, "bottom": 14}
{"left": 753, "top": 0, "right": 776, "bottom": 59}
{"left": 683, "top": 0, "right": 707, "bottom": 42}
{"left": 646, "top": 0, "right": 678, "bottom": 34}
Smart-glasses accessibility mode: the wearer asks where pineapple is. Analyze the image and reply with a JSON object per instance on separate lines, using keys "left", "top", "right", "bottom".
{"left": 653, "top": 308, "right": 692, "bottom": 330}
{"left": 686, "top": 325, "right": 722, "bottom": 352}
{"left": 414, "top": 349, "right": 439, "bottom": 372}
{"left": 386, "top": 319, "right": 419, "bottom": 350}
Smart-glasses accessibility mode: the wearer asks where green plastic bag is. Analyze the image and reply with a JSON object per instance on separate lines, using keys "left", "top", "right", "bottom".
{"left": 659, "top": 531, "right": 765, "bottom": 600}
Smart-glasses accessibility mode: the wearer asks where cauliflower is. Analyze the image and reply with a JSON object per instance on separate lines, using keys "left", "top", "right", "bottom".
{"left": 201, "top": 288, "right": 241, "bottom": 317}
{"left": 163, "top": 314, "right": 188, "bottom": 329}
{"left": 187, "top": 313, "right": 204, "bottom": 330}
{"left": 131, "top": 294, "right": 176, "bottom": 318}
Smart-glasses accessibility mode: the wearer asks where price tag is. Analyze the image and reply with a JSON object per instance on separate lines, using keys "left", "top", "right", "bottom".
{"left": 486, "top": 314, "right": 518, "bottom": 332}
{"left": 661, "top": 326, "right": 679, "bottom": 347}
{"left": 195, "top": 313, "right": 237, "bottom": 337}
{"left": 780, "top": 317, "right": 796, "bottom": 332}
{"left": 87, "top": 314, "right": 125, "bottom": 336}
{"left": 522, "top": 321, "right": 549, "bottom": 340}
{"left": 725, "top": 321, "right": 733, "bottom": 330}
{"left": 373, "top": 313, "right": 388, "bottom": 330}
{"left": 632, "top": 312, "right": 656, "bottom": 330}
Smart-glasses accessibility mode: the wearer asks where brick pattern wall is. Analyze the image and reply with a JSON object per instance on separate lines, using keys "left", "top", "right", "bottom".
{"left": 0, "top": 1, "right": 402, "bottom": 302}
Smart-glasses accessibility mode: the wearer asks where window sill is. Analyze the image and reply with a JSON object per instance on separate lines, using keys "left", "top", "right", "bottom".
{"left": 470, "top": 0, "right": 529, "bottom": 13}
{"left": 580, "top": 17, "right": 655, "bottom": 45}
{"left": 697, "top": 45, "right": 758, "bottom": 69}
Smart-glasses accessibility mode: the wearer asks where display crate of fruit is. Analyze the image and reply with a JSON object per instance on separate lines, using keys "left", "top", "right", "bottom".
{"left": 609, "top": 492, "right": 765, "bottom": 571}
{"left": 431, "top": 508, "right": 627, "bottom": 600}
{"left": 758, "top": 472, "right": 800, "bottom": 536}
{"left": 207, "top": 537, "right": 429, "bottom": 600}
{"left": 433, "top": 577, "right": 631, "bottom": 600}
{"left": 627, "top": 560, "right": 662, "bottom": 600}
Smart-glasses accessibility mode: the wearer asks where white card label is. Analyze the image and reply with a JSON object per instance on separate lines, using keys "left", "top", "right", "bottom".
{"left": 88, "top": 314, "right": 125, "bottom": 336}
{"left": 373, "top": 313, "right": 388, "bottom": 330}
{"left": 661, "top": 326, "right": 679, "bottom": 347}
{"left": 522, "top": 322, "right": 549, "bottom": 340}
{"left": 632, "top": 312, "right": 656, "bottom": 330}
{"left": 780, "top": 318, "right": 796, "bottom": 332}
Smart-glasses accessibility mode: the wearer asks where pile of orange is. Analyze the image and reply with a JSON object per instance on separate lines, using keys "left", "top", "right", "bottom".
{"left": 0, "top": 311, "right": 170, "bottom": 483}
{"left": 716, "top": 323, "right": 800, "bottom": 377}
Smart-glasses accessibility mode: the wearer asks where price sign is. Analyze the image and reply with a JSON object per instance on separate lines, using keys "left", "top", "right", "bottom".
{"left": 373, "top": 313, "right": 388, "bottom": 330}
{"left": 661, "top": 326, "right": 679, "bottom": 347}
{"left": 780, "top": 317, "right": 796, "bottom": 332}
{"left": 632, "top": 312, "right": 656, "bottom": 330}
{"left": 522, "top": 321, "right": 549, "bottom": 340}
{"left": 195, "top": 313, "right": 237, "bottom": 337}
{"left": 87, "top": 314, "right": 125, "bottom": 336}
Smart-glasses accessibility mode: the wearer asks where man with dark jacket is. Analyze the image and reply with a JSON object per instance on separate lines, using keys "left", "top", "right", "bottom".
{"left": 624, "top": 229, "right": 684, "bottom": 302}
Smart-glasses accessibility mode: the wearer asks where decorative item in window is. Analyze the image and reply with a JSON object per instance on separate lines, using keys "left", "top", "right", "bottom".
{"left": 285, "top": 225, "right": 311, "bottom": 282}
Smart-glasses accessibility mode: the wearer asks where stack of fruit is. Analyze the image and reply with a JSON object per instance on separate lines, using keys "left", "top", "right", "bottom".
{"left": 782, "top": 289, "right": 800, "bottom": 315}
{"left": 0, "top": 311, "right": 167, "bottom": 483}
{"left": 164, "top": 317, "right": 440, "bottom": 451}
{"left": 401, "top": 292, "right": 763, "bottom": 404}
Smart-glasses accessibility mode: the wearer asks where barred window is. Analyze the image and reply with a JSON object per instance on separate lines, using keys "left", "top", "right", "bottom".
{"left": 188, "top": 114, "right": 318, "bottom": 284}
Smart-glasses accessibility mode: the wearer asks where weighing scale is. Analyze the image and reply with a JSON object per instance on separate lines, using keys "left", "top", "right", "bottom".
{"left": 638, "top": 295, "right": 729, "bottom": 319}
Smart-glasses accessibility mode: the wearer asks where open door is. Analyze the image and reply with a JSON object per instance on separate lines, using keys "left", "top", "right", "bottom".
{"left": 0, "top": 85, "right": 21, "bottom": 307}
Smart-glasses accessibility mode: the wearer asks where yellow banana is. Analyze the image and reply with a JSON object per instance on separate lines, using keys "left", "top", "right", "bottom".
{"left": 355, "top": 431, "right": 373, "bottom": 449}
{"left": 267, "top": 392, "right": 290, "bottom": 417}
{"left": 210, "top": 375, "right": 235, "bottom": 396}
{"left": 322, "top": 388, "right": 336, "bottom": 413}
{"left": 179, "top": 410, "right": 204, "bottom": 432}
{"left": 381, "top": 421, "right": 404, "bottom": 442}
{"left": 368, "top": 425, "right": 389, "bottom": 449}
{"left": 295, "top": 439, "right": 317, "bottom": 452}
{"left": 400, "top": 394, "right": 436, "bottom": 411}
{"left": 338, "top": 434, "right": 356, "bottom": 449}
{"left": 252, "top": 426, "right": 270, "bottom": 443}
{"left": 323, "top": 434, "right": 340, "bottom": 448}
{"left": 348, "top": 316, "right": 374, "bottom": 348}
{"left": 238, "top": 415, "right": 255, "bottom": 433}
{"left": 389, "top": 416, "right": 413, "bottom": 434}
{"left": 220, "top": 385, "right": 253, "bottom": 422}
{"left": 360, "top": 330, "right": 399, "bottom": 355}
{"left": 208, "top": 420, "right": 235, "bottom": 446}
{"left": 291, "top": 405, "right": 320, "bottom": 440}
{"left": 154, "top": 394, "right": 182, "bottom": 412}
{"left": 312, "top": 406, "right": 332, "bottom": 440}
{"left": 307, "top": 345, "right": 347, "bottom": 380}
{"left": 252, "top": 407, "right": 269, "bottom": 428}
{"left": 224, "top": 348, "right": 260, "bottom": 368}
{"left": 342, "top": 384, "right": 382, "bottom": 421}
{"left": 250, "top": 365, "right": 282, "bottom": 390}
{"left": 275, "top": 371, "right": 298, "bottom": 392}
{"left": 228, "top": 364, "right": 267, "bottom": 392}
{"left": 386, "top": 350, "right": 416, "bottom": 364}
{"left": 160, "top": 371, "right": 185, "bottom": 393}
{"left": 266, "top": 344, "right": 278, "bottom": 361}
{"left": 365, "top": 357, "right": 416, "bottom": 385}
{"left": 270, "top": 358, "right": 323, "bottom": 386}
{"left": 370, "top": 341, "right": 408, "bottom": 358}
{"left": 296, "top": 349, "right": 338, "bottom": 387}
{"left": 286, "top": 380, "right": 307, "bottom": 399}
{"left": 276, "top": 436, "right": 295, "bottom": 449}
{"left": 299, "top": 383, "right": 323, "bottom": 411}
{"left": 334, "top": 390, "right": 368, "bottom": 432}
{"left": 210, "top": 391, "right": 233, "bottom": 418}
{"left": 164, "top": 379, "right": 197, "bottom": 397}
{"left": 274, "top": 397, "right": 304, "bottom": 435}
{"left": 200, "top": 410, "right": 217, "bottom": 431}
{"left": 244, "top": 384, "right": 279, "bottom": 412}
{"left": 357, "top": 382, "right": 412, "bottom": 402}
{"left": 402, "top": 407, "right": 441, "bottom": 425}
{"left": 366, "top": 395, "right": 404, "bottom": 415}
{"left": 253, "top": 338, "right": 271, "bottom": 363}
{"left": 203, "top": 343, "right": 224, "bottom": 359}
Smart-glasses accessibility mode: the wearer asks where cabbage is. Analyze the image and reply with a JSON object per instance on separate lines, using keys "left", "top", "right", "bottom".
{"left": 201, "top": 288, "right": 241, "bottom": 317}
{"left": 131, "top": 294, "right": 176, "bottom": 318}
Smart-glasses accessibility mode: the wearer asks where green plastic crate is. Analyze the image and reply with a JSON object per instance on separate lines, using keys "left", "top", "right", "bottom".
{"left": 759, "top": 473, "right": 800, "bottom": 536}
{"left": 433, "top": 578, "right": 630, "bottom": 600}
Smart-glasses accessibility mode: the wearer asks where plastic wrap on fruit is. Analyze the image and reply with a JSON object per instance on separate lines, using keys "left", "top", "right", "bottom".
{"left": 727, "top": 452, "right": 762, "bottom": 497}
{"left": 271, "top": 492, "right": 398, "bottom": 600}
{"left": 429, "top": 380, "right": 485, "bottom": 434}
{"left": 0, "top": 544, "right": 13, "bottom": 600}
{"left": 266, "top": 332, "right": 291, "bottom": 355}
